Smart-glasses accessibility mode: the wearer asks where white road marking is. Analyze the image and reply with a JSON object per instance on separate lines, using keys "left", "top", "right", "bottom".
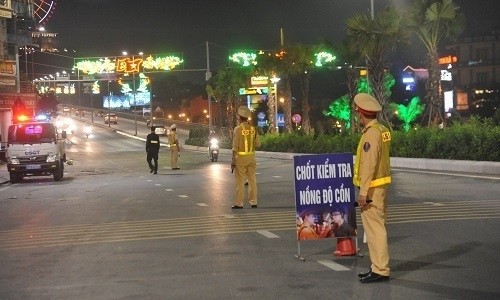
{"left": 272, "top": 175, "right": 282, "bottom": 178}
{"left": 317, "top": 260, "right": 350, "bottom": 271}
{"left": 257, "top": 230, "right": 280, "bottom": 238}
{"left": 197, "top": 203, "right": 208, "bottom": 206}
{"left": 423, "top": 202, "right": 445, "bottom": 206}
{"left": 154, "top": 184, "right": 161, "bottom": 187}
{"left": 146, "top": 179, "right": 152, "bottom": 182}
{"left": 178, "top": 195, "right": 189, "bottom": 198}
{"left": 165, "top": 189, "right": 173, "bottom": 192}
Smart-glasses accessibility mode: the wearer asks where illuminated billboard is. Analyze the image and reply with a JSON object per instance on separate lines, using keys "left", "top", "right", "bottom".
{"left": 75, "top": 54, "right": 184, "bottom": 75}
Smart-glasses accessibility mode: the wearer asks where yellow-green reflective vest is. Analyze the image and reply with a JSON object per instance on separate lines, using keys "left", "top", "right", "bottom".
{"left": 353, "top": 123, "right": 392, "bottom": 188}
{"left": 236, "top": 123, "right": 256, "bottom": 155}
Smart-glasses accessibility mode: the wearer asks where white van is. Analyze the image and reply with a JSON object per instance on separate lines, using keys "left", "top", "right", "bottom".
{"left": 6, "top": 121, "right": 67, "bottom": 183}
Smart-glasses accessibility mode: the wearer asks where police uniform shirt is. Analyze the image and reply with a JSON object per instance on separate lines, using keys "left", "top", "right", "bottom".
{"left": 356, "top": 119, "right": 391, "bottom": 197}
{"left": 168, "top": 131, "right": 178, "bottom": 147}
{"left": 232, "top": 122, "right": 261, "bottom": 154}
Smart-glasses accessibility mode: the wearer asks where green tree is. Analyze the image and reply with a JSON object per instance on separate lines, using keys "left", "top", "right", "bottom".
{"left": 333, "top": 40, "right": 364, "bottom": 132}
{"left": 286, "top": 43, "right": 336, "bottom": 135}
{"left": 323, "top": 94, "right": 351, "bottom": 130}
{"left": 254, "top": 50, "right": 281, "bottom": 134}
{"left": 390, "top": 97, "right": 425, "bottom": 131}
{"left": 407, "top": 0, "right": 465, "bottom": 127}
{"left": 346, "top": 7, "right": 410, "bottom": 129}
{"left": 208, "top": 65, "right": 249, "bottom": 129}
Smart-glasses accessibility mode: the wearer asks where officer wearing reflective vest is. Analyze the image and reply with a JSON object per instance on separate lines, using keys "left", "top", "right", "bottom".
{"left": 353, "top": 93, "right": 392, "bottom": 283}
{"left": 231, "top": 105, "right": 261, "bottom": 209}
{"left": 168, "top": 124, "right": 180, "bottom": 170}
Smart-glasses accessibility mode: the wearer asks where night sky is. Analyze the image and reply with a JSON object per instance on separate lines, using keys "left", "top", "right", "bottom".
{"left": 39, "top": 0, "right": 500, "bottom": 84}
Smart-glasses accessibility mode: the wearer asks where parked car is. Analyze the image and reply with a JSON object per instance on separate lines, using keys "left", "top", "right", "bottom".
{"left": 154, "top": 125, "right": 168, "bottom": 136}
{"left": 104, "top": 113, "right": 118, "bottom": 124}
{"left": 75, "top": 109, "right": 85, "bottom": 117}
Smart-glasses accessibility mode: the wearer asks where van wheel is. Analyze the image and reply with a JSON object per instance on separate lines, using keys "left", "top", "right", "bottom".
{"left": 53, "top": 164, "right": 64, "bottom": 181}
{"left": 9, "top": 173, "right": 21, "bottom": 183}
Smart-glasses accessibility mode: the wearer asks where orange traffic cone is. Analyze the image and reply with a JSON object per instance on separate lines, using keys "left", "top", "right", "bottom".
{"left": 333, "top": 237, "right": 356, "bottom": 256}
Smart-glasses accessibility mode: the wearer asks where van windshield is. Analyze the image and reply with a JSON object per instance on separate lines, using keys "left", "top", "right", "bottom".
{"left": 8, "top": 123, "right": 56, "bottom": 144}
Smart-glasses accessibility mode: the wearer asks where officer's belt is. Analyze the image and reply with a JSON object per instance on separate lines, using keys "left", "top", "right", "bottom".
{"left": 237, "top": 151, "right": 255, "bottom": 155}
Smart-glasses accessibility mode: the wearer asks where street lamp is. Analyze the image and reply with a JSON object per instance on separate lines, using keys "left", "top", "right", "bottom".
{"left": 270, "top": 76, "right": 281, "bottom": 133}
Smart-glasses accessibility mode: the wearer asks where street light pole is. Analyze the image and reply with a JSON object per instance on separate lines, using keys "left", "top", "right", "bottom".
{"left": 270, "top": 76, "right": 281, "bottom": 133}
{"left": 133, "top": 56, "right": 137, "bottom": 136}
{"left": 370, "top": 0, "right": 374, "bottom": 20}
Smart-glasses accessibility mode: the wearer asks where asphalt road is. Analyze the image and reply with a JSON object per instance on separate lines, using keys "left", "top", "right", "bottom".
{"left": 0, "top": 114, "right": 499, "bottom": 299}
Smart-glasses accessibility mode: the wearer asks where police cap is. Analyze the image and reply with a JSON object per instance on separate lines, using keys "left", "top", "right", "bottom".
{"left": 237, "top": 105, "right": 251, "bottom": 118}
{"left": 170, "top": 124, "right": 177, "bottom": 130}
{"left": 354, "top": 93, "right": 382, "bottom": 116}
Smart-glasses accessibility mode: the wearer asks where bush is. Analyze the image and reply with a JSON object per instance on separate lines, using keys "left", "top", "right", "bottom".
{"left": 187, "top": 119, "right": 500, "bottom": 162}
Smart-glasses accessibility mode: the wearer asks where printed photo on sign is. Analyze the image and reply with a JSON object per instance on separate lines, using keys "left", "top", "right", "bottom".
{"left": 293, "top": 153, "right": 356, "bottom": 241}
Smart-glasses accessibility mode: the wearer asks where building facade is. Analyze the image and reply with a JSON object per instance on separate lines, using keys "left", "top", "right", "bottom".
{"left": 446, "top": 30, "right": 500, "bottom": 117}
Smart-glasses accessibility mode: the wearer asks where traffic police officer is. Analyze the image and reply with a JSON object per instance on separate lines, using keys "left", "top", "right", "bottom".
{"left": 353, "top": 93, "right": 392, "bottom": 283}
{"left": 168, "top": 124, "right": 180, "bottom": 170}
{"left": 231, "top": 105, "right": 260, "bottom": 209}
{"left": 146, "top": 126, "right": 160, "bottom": 174}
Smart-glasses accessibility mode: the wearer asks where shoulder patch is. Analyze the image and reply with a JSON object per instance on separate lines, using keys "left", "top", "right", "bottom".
{"left": 363, "top": 142, "right": 371, "bottom": 152}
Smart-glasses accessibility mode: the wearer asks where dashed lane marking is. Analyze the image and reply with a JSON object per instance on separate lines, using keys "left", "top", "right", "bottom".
{"left": 178, "top": 195, "right": 189, "bottom": 198}
{"left": 257, "top": 230, "right": 280, "bottom": 238}
{"left": 423, "top": 202, "right": 445, "bottom": 206}
{"left": 317, "top": 260, "right": 350, "bottom": 271}
{"left": 165, "top": 189, "right": 173, "bottom": 192}
{"left": 197, "top": 203, "right": 208, "bottom": 207}
{"left": 1, "top": 200, "right": 499, "bottom": 250}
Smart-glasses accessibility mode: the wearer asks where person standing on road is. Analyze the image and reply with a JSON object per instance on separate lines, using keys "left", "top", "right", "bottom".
{"left": 231, "top": 105, "right": 260, "bottom": 209}
{"left": 168, "top": 124, "right": 180, "bottom": 170}
{"left": 353, "top": 93, "right": 392, "bottom": 283}
{"left": 146, "top": 126, "right": 160, "bottom": 174}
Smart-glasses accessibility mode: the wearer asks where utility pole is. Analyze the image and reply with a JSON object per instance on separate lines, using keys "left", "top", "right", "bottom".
{"left": 206, "top": 41, "right": 212, "bottom": 131}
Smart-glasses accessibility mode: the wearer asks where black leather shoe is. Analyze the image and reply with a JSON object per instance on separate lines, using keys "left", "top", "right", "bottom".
{"left": 150, "top": 169, "right": 154, "bottom": 173}
{"left": 357, "top": 269, "right": 372, "bottom": 278}
{"left": 251, "top": 205, "right": 258, "bottom": 208}
{"left": 231, "top": 205, "right": 243, "bottom": 209}
{"left": 359, "top": 272, "right": 389, "bottom": 283}
{"left": 153, "top": 171, "right": 157, "bottom": 174}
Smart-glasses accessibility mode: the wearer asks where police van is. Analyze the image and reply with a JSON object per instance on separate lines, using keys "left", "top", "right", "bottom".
{"left": 6, "top": 118, "right": 67, "bottom": 183}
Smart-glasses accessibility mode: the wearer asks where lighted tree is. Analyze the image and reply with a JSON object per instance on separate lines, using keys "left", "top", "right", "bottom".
{"left": 323, "top": 94, "right": 351, "bottom": 129}
{"left": 390, "top": 97, "right": 425, "bottom": 132}
{"left": 407, "top": 0, "right": 464, "bottom": 127}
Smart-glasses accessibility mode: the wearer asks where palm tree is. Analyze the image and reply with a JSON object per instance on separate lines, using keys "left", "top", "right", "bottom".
{"left": 254, "top": 51, "right": 281, "bottom": 133}
{"left": 208, "top": 65, "right": 249, "bottom": 129}
{"left": 285, "top": 44, "right": 316, "bottom": 135}
{"left": 346, "top": 7, "right": 410, "bottom": 129}
{"left": 333, "top": 39, "right": 364, "bottom": 132}
{"left": 407, "top": 0, "right": 465, "bottom": 127}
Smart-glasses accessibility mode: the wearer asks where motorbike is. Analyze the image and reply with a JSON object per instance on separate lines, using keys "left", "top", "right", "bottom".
{"left": 208, "top": 137, "right": 219, "bottom": 162}
{"left": 84, "top": 126, "right": 92, "bottom": 139}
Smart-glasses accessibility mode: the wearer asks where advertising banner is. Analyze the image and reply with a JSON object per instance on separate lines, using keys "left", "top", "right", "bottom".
{"left": 294, "top": 153, "right": 356, "bottom": 241}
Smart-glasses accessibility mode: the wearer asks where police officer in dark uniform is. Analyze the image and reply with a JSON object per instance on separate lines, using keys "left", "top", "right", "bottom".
{"left": 146, "top": 126, "right": 160, "bottom": 174}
